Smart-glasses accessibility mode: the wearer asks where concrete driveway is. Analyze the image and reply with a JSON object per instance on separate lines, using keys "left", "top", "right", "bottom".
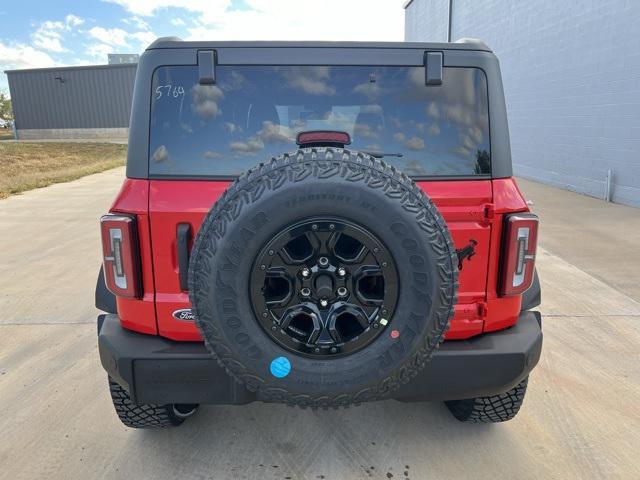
{"left": 0, "top": 170, "right": 638, "bottom": 480}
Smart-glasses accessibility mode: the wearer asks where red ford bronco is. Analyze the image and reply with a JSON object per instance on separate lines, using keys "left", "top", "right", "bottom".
{"left": 96, "top": 38, "right": 542, "bottom": 428}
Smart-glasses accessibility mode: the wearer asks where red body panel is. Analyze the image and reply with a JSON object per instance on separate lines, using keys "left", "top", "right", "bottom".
{"left": 108, "top": 179, "right": 157, "bottom": 335}
{"left": 109, "top": 177, "right": 530, "bottom": 342}
{"left": 149, "top": 180, "right": 231, "bottom": 339}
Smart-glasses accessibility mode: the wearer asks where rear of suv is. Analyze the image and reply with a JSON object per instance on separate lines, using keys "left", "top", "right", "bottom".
{"left": 96, "top": 38, "right": 542, "bottom": 428}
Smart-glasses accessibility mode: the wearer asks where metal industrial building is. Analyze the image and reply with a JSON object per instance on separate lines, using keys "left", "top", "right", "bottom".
{"left": 5, "top": 63, "right": 136, "bottom": 140}
{"left": 405, "top": 0, "right": 640, "bottom": 207}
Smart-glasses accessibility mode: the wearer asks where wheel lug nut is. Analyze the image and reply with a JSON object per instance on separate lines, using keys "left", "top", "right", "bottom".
{"left": 318, "top": 257, "right": 329, "bottom": 267}
{"left": 301, "top": 267, "right": 310, "bottom": 278}
{"left": 301, "top": 288, "right": 311, "bottom": 297}
{"left": 373, "top": 323, "right": 379, "bottom": 329}
{"left": 337, "top": 267, "right": 346, "bottom": 277}
{"left": 330, "top": 347, "right": 337, "bottom": 353}
{"left": 329, "top": 224, "right": 335, "bottom": 230}
{"left": 320, "top": 298, "right": 329, "bottom": 308}
{"left": 314, "top": 347, "right": 320, "bottom": 353}
{"left": 337, "top": 287, "right": 348, "bottom": 297}
{"left": 271, "top": 326, "right": 277, "bottom": 331}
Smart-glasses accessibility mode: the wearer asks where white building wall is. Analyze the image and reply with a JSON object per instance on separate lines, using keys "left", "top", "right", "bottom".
{"left": 404, "top": 0, "right": 450, "bottom": 43}
{"left": 405, "top": 0, "right": 640, "bottom": 207}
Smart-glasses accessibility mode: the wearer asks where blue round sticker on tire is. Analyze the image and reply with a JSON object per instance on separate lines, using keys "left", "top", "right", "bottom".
{"left": 270, "top": 357, "right": 291, "bottom": 378}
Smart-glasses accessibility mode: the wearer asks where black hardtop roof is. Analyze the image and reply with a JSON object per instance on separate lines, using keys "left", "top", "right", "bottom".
{"left": 146, "top": 37, "right": 492, "bottom": 52}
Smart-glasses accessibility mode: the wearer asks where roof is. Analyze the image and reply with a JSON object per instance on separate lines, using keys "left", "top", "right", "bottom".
{"left": 4, "top": 62, "right": 137, "bottom": 75}
{"left": 145, "top": 37, "right": 492, "bottom": 52}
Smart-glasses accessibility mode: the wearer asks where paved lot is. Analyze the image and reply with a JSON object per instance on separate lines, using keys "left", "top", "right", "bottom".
{"left": 0, "top": 169, "right": 639, "bottom": 480}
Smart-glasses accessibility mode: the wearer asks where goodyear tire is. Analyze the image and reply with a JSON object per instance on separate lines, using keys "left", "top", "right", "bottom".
{"left": 189, "top": 148, "right": 458, "bottom": 408}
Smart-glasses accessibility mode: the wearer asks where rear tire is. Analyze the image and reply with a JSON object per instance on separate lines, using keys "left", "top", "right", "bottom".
{"left": 445, "top": 377, "right": 528, "bottom": 423}
{"left": 108, "top": 377, "right": 198, "bottom": 428}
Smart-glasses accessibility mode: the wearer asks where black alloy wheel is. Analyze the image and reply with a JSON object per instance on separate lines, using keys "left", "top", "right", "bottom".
{"left": 250, "top": 217, "right": 399, "bottom": 358}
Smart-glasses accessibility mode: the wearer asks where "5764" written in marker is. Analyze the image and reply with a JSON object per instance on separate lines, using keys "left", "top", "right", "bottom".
{"left": 155, "top": 84, "right": 185, "bottom": 100}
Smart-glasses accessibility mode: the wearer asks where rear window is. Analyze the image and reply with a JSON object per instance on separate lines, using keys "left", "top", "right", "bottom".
{"left": 149, "top": 65, "right": 490, "bottom": 177}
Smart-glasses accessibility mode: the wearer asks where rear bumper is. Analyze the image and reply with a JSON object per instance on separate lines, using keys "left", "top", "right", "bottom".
{"left": 98, "top": 311, "right": 542, "bottom": 405}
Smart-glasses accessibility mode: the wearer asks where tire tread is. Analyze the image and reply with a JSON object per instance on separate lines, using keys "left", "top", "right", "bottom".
{"left": 445, "top": 377, "right": 529, "bottom": 423}
{"left": 108, "top": 378, "right": 183, "bottom": 428}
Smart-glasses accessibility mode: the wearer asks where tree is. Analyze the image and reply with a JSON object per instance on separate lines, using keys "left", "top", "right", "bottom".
{"left": 0, "top": 92, "right": 13, "bottom": 123}
{"left": 474, "top": 149, "right": 491, "bottom": 174}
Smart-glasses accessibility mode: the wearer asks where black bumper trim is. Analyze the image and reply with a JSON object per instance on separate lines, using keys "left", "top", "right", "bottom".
{"left": 98, "top": 311, "right": 542, "bottom": 404}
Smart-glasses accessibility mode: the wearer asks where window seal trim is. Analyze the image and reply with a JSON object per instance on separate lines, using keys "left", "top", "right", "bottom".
{"left": 147, "top": 173, "right": 493, "bottom": 182}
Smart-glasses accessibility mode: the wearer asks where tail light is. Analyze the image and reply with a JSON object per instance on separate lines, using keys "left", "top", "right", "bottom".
{"left": 100, "top": 214, "right": 142, "bottom": 298}
{"left": 499, "top": 213, "right": 538, "bottom": 296}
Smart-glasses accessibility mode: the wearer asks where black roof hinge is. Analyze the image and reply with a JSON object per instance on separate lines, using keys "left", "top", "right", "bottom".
{"left": 424, "top": 51, "right": 443, "bottom": 86}
{"left": 198, "top": 50, "right": 217, "bottom": 85}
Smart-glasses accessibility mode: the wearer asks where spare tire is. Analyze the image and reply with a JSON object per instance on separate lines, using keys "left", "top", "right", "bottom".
{"left": 189, "top": 148, "right": 458, "bottom": 408}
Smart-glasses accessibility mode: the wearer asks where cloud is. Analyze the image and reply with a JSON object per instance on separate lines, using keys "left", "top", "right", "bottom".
{"left": 32, "top": 21, "right": 67, "bottom": 53}
{"left": 31, "top": 15, "right": 84, "bottom": 54}
{"left": 388, "top": 116, "right": 403, "bottom": 129}
{"left": 443, "top": 104, "right": 474, "bottom": 127}
{"left": 393, "top": 130, "right": 431, "bottom": 150}
{"left": 129, "top": 30, "right": 156, "bottom": 47}
{"left": 104, "top": 1, "right": 402, "bottom": 41}
{"left": 353, "top": 123, "right": 379, "bottom": 139}
{"left": 104, "top": 0, "right": 230, "bottom": 20}
{"left": 88, "top": 27, "right": 130, "bottom": 47}
{"left": 86, "top": 43, "right": 115, "bottom": 62}
{"left": 228, "top": 120, "right": 296, "bottom": 155}
{"left": 406, "top": 68, "right": 489, "bottom": 132}
{"left": 259, "top": 121, "right": 294, "bottom": 144}
{"left": 402, "top": 160, "right": 429, "bottom": 176}
{"left": 123, "top": 16, "right": 150, "bottom": 30}
{"left": 461, "top": 133, "right": 476, "bottom": 150}
{"left": 152, "top": 145, "right": 169, "bottom": 163}
{"left": 171, "top": 18, "right": 186, "bottom": 26}
{"left": 427, "top": 102, "right": 439, "bottom": 119}
{"left": 352, "top": 81, "right": 382, "bottom": 100}
{"left": 285, "top": 66, "right": 335, "bottom": 96}
{"left": 467, "top": 125, "right": 483, "bottom": 144}
{"left": 191, "top": 84, "right": 224, "bottom": 118}
{"left": 404, "top": 136, "right": 426, "bottom": 150}
{"left": 65, "top": 15, "right": 84, "bottom": 27}
{"left": 0, "top": 41, "right": 56, "bottom": 70}
{"left": 452, "top": 146, "right": 471, "bottom": 158}
{"left": 220, "top": 70, "right": 246, "bottom": 92}
{"left": 223, "top": 122, "right": 241, "bottom": 134}
{"left": 428, "top": 123, "right": 440, "bottom": 136}
{"left": 230, "top": 138, "right": 264, "bottom": 154}
{"left": 203, "top": 150, "right": 221, "bottom": 159}
{"left": 393, "top": 132, "right": 406, "bottom": 143}
{"left": 454, "top": 126, "right": 484, "bottom": 159}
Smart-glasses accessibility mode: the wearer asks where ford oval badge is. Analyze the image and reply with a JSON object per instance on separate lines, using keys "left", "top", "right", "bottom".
{"left": 172, "top": 308, "right": 196, "bottom": 322}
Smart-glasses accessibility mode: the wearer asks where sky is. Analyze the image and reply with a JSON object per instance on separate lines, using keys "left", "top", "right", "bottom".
{"left": 0, "top": 0, "right": 406, "bottom": 93}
